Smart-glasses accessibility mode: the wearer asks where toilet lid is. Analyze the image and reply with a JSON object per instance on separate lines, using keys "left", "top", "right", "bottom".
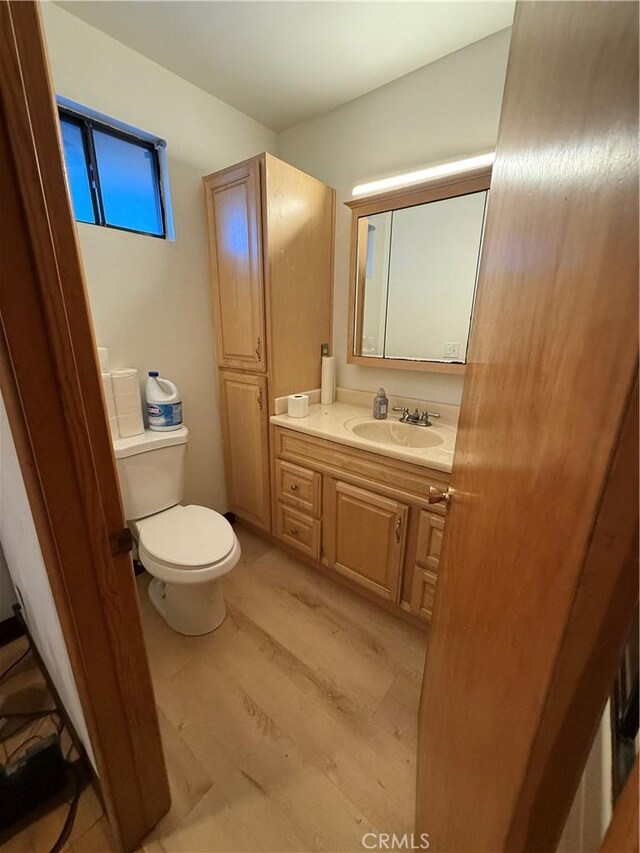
{"left": 139, "top": 505, "right": 235, "bottom": 568}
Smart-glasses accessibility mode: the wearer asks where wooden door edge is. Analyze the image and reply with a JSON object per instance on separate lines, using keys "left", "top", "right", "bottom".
{"left": 506, "top": 375, "right": 639, "bottom": 851}
{"left": 0, "top": 2, "right": 170, "bottom": 848}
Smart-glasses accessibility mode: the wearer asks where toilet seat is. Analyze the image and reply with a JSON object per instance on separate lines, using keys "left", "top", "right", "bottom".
{"left": 137, "top": 504, "right": 240, "bottom": 586}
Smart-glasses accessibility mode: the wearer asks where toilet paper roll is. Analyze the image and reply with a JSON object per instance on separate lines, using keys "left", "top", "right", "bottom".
{"left": 321, "top": 356, "right": 336, "bottom": 405}
{"left": 114, "top": 393, "right": 144, "bottom": 436}
{"left": 101, "top": 372, "right": 120, "bottom": 439}
{"left": 117, "top": 412, "right": 145, "bottom": 438}
{"left": 97, "top": 347, "right": 110, "bottom": 372}
{"left": 114, "top": 392, "right": 143, "bottom": 417}
{"left": 107, "top": 416, "right": 120, "bottom": 440}
{"left": 288, "top": 394, "right": 309, "bottom": 418}
{"left": 101, "top": 372, "right": 117, "bottom": 419}
{"left": 112, "top": 368, "right": 144, "bottom": 437}
{"left": 111, "top": 368, "right": 140, "bottom": 397}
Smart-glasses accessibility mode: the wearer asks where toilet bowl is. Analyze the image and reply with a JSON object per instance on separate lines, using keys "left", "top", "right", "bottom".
{"left": 113, "top": 426, "right": 241, "bottom": 635}
{"left": 135, "top": 504, "right": 240, "bottom": 635}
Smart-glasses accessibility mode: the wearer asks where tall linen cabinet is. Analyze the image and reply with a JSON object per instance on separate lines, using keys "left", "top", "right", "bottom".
{"left": 204, "top": 153, "right": 335, "bottom": 531}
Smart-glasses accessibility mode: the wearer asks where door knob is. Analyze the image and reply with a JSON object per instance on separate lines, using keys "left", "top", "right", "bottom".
{"left": 428, "top": 486, "right": 453, "bottom": 507}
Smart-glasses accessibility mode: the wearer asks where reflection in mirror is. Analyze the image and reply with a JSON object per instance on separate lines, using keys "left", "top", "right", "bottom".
{"left": 360, "top": 211, "right": 391, "bottom": 357}
{"left": 353, "top": 189, "right": 488, "bottom": 366}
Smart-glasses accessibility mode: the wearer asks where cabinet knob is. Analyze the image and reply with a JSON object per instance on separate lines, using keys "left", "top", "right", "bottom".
{"left": 255, "top": 336, "right": 262, "bottom": 360}
{"left": 289, "top": 527, "right": 299, "bottom": 536}
{"left": 257, "top": 388, "right": 263, "bottom": 410}
{"left": 428, "top": 486, "right": 453, "bottom": 507}
{"left": 290, "top": 484, "right": 299, "bottom": 492}
{"left": 395, "top": 516, "right": 402, "bottom": 542}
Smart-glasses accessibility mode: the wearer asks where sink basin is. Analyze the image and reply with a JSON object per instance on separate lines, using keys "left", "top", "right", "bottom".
{"left": 348, "top": 419, "right": 444, "bottom": 449}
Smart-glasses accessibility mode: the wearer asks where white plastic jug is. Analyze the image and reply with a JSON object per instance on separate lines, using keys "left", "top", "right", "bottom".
{"left": 145, "top": 371, "right": 183, "bottom": 431}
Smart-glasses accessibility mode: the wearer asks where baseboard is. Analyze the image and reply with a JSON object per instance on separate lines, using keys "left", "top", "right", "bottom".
{"left": 0, "top": 615, "right": 24, "bottom": 649}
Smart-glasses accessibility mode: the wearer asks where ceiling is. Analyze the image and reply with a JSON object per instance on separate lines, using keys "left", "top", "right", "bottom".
{"left": 58, "top": 1, "right": 514, "bottom": 132}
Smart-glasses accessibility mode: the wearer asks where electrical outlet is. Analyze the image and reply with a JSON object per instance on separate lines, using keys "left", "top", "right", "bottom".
{"left": 443, "top": 342, "right": 461, "bottom": 359}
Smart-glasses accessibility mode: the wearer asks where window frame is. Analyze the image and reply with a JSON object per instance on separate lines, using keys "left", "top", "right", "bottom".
{"left": 58, "top": 104, "right": 168, "bottom": 239}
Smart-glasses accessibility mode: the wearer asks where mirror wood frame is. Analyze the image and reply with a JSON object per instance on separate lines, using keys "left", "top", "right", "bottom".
{"left": 345, "top": 166, "right": 492, "bottom": 374}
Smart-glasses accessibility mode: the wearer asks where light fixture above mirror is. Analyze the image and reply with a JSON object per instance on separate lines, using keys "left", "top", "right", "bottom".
{"left": 351, "top": 152, "right": 494, "bottom": 198}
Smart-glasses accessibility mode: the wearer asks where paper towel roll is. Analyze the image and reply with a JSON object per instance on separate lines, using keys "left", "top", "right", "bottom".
{"left": 97, "top": 347, "right": 110, "bottom": 372}
{"left": 112, "top": 369, "right": 144, "bottom": 437}
{"left": 101, "top": 372, "right": 119, "bottom": 439}
{"left": 288, "top": 394, "right": 309, "bottom": 418}
{"left": 321, "top": 356, "right": 335, "bottom": 405}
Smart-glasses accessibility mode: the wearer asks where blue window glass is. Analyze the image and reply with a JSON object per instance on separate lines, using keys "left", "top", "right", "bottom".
{"left": 60, "top": 118, "right": 96, "bottom": 224}
{"left": 93, "top": 130, "right": 163, "bottom": 236}
{"left": 57, "top": 105, "right": 168, "bottom": 239}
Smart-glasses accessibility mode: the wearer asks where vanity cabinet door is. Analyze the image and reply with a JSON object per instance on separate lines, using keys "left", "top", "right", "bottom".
{"left": 324, "top": 480, "right": 407, "bottom": 601}
{"left": 218, "top": 371, "right": 270, "bottom": 530}
{"left": 204, "top": 160, "right": 267, "bottom": 372}
{"left": 411, "top": 510, "right": 444, "bottom": 622}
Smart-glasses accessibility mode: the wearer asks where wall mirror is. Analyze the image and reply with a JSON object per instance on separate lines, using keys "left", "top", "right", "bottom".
{"left": 346, "top": 168, "right": 491, "bottom": 373}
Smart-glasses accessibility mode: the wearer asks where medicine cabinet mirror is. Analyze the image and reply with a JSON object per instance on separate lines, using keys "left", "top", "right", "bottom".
{"left": 346, "top": 168, "right": 491, "bottom": 374}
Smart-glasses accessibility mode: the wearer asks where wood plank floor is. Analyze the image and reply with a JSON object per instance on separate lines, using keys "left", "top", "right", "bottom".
{"left": 139, "top": 524, "right": 427, "bottom": 853}
{"left": 1, "top": 524, "right": 427, "bottom": 852}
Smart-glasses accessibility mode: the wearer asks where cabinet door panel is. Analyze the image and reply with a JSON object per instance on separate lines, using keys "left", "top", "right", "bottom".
{"left": 325, "top": 480, "right": 407, "bottom": 601}
{"left": 205, "top": 161, "right": 266, "bottom": 371}
{"left": 413, "top": 569, "right": 438, "bottom": 622}
{"left": 218, "top": 371, "right": 270, "bottom": 529}
{"left": 410, "top": 510, "right": 445, "bottom": 622}
{"left": 415, "top": 510, "right": 444, "bottom": 572}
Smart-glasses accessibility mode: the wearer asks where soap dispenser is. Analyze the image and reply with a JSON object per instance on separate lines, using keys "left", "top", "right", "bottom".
{"left": 373, "top": 387, "right": 389, "bottom": 420}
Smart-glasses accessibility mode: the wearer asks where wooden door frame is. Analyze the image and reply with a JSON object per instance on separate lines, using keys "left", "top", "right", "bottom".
{"left": 0, "top": 3, "right": 170, "bottom": 849}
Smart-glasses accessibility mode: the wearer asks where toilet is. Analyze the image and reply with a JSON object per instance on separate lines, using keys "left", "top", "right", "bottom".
{"left": 113, "top": 425, "right": 240, "bottom": 635}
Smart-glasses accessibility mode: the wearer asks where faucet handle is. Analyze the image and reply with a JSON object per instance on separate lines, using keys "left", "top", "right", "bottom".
{"left": 421, "top": 410, "right": 441, "bottom": 426}
{"left": 392, "top": 406, "right": 409, "bottom": 422}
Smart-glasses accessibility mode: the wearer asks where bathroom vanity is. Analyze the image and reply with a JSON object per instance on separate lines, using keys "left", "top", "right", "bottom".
{"left": 269, "top": 394, "right": 457, "bottom": 625}
{"left": 205, "top": 157, "right": 484, "bottom": 627}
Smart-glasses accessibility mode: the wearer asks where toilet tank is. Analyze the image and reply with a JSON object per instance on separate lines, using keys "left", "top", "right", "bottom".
{"left": 113, "top": 426, "right": 189, "bottom": 521}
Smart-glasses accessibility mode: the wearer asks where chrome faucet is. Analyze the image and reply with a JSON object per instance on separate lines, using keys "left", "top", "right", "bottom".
{"left": 392, "top": 406, "right": 441, "bottom": 427}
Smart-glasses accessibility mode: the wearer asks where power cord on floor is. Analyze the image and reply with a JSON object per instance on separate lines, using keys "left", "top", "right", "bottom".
{"left": 48, "top": 760, "right": 82, "bottom": 853}
{"left": 0, "top": 644, "right": 31, "bottom": 684}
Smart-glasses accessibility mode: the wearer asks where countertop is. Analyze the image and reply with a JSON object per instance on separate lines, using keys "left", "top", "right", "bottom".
{"left": 270, "top": 401, "right": 457, "bottom": 473}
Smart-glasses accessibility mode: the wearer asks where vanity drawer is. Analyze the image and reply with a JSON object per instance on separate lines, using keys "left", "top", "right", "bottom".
{"left": 415, "top": 510, "right": 445, "bottom": 572}
{"left": 275, "top": 459, "right": 321, "bottom": 517}
{"left": 276, "top": 503, "right": 321, "bottom": 560}
{"left": 412, "top": 568, "right": 438, "bottom": 622}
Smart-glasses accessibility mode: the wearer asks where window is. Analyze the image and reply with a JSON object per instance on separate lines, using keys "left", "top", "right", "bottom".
{"left": 58, "top": 100, "right": 172, "bottom": 239}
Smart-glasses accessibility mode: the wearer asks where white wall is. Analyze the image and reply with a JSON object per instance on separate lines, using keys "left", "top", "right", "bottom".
{"left": 0, "top": 546, "right": 17, "bottom": 622}
{"left": 279, "top": 28, "right": 511, "bottom": 404}
{"left": 41, "top": 3, "right": 277, "bottom": 513}
{"left": 0, "top": 394, "right": 94, "bottom": 765}
{"left": 558, "top": 706, "right": 613, "bottom": 853}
